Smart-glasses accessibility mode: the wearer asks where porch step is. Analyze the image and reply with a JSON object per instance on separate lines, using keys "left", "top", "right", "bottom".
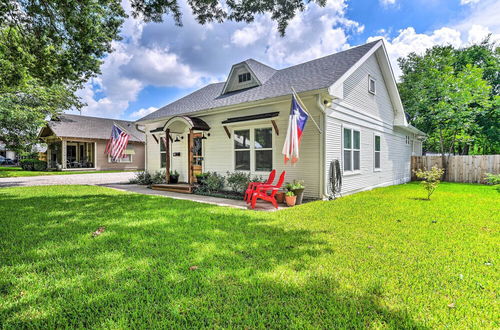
{"left": 151, "top": 183, "right": 193, "bottom": 194}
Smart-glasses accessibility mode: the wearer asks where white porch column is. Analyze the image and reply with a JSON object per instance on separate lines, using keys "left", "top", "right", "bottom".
{"left": 94, "top": 142, "right": 97, "bottom": 169}
{"left": 62, "top": 140, "right": 67, "bottom": 169}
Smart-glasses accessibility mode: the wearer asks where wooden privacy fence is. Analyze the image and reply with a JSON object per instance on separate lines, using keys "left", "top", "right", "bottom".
{"left": 411, "top": 155, "right": 500, "bottom": 184}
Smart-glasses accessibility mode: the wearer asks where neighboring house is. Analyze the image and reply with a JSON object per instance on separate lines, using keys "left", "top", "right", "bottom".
{"left": 39, "top": 114, "right": 145, "bottom": 171}
{"left": 136, "top": 40, "right": 425, "bottom": 199}
{"left": 0, "top": 142, "right": 16, "bottom": 161}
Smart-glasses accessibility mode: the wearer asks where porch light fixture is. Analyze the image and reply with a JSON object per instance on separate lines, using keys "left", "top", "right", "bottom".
{"left": 174, "top": 136, "right": 180, "bottom": 142}
{"left": 201, "top": 133, "right": 207, "bottom": 140}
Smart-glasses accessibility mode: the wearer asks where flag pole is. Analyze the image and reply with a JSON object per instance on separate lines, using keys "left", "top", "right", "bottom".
{"left": 290, "top": 87, "right": 322, "bottom": 134}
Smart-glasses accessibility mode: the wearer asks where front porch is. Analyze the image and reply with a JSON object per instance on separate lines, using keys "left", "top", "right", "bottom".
{"left": 151, "top": 183, "right": 194, "bottom": 193}
{"left": 150, "top": 115, "right": 211, "bottom": 193}
{"left": 109, "top": 184, "right": 285, "bottom": 211}
{"left": 44, "top": 139, "right": 97, "bottom": 170}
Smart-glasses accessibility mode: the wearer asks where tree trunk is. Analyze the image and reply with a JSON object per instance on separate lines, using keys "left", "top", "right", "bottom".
{"left": 439, "top": 129, "right": 447, "bottom": 180}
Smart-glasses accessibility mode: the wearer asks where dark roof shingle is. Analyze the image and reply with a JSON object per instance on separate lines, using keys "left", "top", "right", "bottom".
{"left": 47, "top": 114, "right": 145, "bottom": 142}
{"left": 139, "top": 40, "right": 380, "bottom": 122}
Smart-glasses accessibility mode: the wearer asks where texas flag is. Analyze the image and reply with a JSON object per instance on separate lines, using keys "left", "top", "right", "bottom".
{"left": 282, "top": 94, "right": 309, "bottom": 164}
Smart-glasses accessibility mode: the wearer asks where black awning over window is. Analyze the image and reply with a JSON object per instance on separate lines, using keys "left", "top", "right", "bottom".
{"left": 150, "top": 127, "right": 164, "bottom": 133}
{"left": 221, "top": 112, "right": 279, "bottom": 124}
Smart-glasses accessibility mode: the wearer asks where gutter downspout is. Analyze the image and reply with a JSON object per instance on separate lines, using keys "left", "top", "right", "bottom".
{"left": 135, "top": 124, "right": 147, "bottom": 171}
{"left": 316, "top": 94, "right": 328, "bottom": 200}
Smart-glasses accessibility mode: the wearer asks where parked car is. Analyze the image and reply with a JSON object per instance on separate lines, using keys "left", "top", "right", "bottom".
{"left": 0, "top": 156, "right": 15, "bottom": 165}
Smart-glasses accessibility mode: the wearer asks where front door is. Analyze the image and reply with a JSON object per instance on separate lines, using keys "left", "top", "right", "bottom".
{"left": 189, "top": 133, "right": 203, "bottom": 183}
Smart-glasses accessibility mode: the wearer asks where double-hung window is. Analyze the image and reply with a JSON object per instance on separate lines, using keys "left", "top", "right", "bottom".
{"left": 234, "top": 127, "right": 273, "bottom": 172}
{"left": 343, "top": 127, "right": 360, "bottom": 172}
{"left": 160, "top": 137, "right": 167, "bottom": 168}
{"left": 374, "top": 135, "right": 381, "bottom": 170}
{"left": 234, "top": 129, "right": 251, "bottom": 170}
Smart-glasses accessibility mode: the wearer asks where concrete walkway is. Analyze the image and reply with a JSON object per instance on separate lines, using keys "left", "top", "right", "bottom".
{"left": 0, "top": 172, "right": 136, "bottom": 188}
{"left": 105, "top": 184, "right": 287, "bottom": 211}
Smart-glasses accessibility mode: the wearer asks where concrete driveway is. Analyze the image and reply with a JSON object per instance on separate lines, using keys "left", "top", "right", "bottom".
{"left": 0, "top": 172, "right": 136, "bottom": 188}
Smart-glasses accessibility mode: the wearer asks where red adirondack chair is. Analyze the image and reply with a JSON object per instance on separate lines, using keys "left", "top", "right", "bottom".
{"left": 244, "top": 169, "right": 276, "bottom": 203}
{"left": 250, "top": 171, "right": 286, "bottom": 209}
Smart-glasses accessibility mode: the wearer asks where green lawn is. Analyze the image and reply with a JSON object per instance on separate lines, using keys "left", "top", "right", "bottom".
{"left": 0, "top": 167, "right": 135, "bottom": 178}
{"left": 0, "top": 183, "right": 498, "bottom": 328}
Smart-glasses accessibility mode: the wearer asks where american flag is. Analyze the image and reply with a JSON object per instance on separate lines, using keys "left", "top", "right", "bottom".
{"left": 105, "top": 124, "right": 130, "bottom": 160}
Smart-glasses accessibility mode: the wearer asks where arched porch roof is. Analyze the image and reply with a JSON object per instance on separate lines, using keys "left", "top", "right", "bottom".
{"left": 163, "top": 116, "right": 210, "bottom": 132}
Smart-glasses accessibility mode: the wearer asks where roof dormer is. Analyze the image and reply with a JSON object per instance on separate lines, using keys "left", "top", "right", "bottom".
{"left": 221, "top": 59, "right": 276, "bottom": 95}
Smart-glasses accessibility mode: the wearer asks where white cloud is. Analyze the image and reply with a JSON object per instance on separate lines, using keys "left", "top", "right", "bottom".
{"left": 130, "top": 106, "right": 158, "bottom": 118}
{"left": 460, "top": 0, "right": 480, "bottom": 5}
{"left": 368, "top": 27, "right": 462, "bottom": 78}
{"left": 380, "top": 0, "right": 397, "bottom": 6}
{"left": 74, "top": 0, "right": 364, "bottom": 120}
{"left": 229, "top": 0, "right": 363, "bottom": 67}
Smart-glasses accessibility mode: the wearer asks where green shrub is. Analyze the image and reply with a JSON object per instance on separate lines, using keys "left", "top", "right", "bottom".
{"left": 20, "top": 159, "right": 47, "bottom": 171}
{"left": 129, "top": 171, "right": 152, "bottom": 185}
{"left": 414, "top": 166, "right": 445, "bottom": 200}
{"left": 226, "top": 171, "right": 252, "bottom": 194}
{"left": 33, "top": 160, "right": 47, "bottom": 171}
{"left": 195, "top": 172, "right": 225, "bottom": 193}
{"left": 484, "top": 173, "right": 500, "bottom": 185}
{"left": 151, "top": 170, "right": 166, "bottom": 184}
{"left": 285, "top": 180, "right": 305, "bottom": 191}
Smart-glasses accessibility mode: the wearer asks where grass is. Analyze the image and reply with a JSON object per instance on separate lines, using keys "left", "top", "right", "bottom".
{"left": 0, "top": 182, "right": 498, "bottom": 328}
{"left": 0, "top": 167, "right": 135, "bottom": 178}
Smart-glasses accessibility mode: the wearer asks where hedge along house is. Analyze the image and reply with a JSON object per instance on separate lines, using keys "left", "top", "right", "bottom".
{"left": 136, "top": 40, "right": 425, "bottom": 199}
{"left": 39, "top": 114, "right": 145, "bottom": 171}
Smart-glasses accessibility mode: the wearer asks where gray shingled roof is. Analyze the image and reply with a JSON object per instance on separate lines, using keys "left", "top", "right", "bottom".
{"left": 245, "top": 59, "right": 277, "bottom": 84}
{"left": 139, "top": 40, "right": 380, "bottom": 122}
{"left": 46, "top": 114, "right": 145, "bottom": 142}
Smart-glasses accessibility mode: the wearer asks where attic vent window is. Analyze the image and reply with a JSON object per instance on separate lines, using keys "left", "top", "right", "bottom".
{"left": 238, "top": 72, "right": 251, "bottom": 83}
{"left": 368, "top": 75, "right": 376, "bottom": 94}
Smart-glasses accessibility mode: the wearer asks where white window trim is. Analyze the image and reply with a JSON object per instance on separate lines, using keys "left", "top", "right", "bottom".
{"left": 232, "top": 124, "right": 274, "bottom": 174}
{"left": 238, "top": 72, "right": 251, "bottom": 83}
{"left": 342, "top": 125, "right": 361, "bottom": 175}
{"left": 368, "top": 75, "right": 376, "bottom": 95}
{"left": 374, "top": 134, "right": 381, "bottom": 172}
{"left": 108, "top": 154, "right": 133, "bottom": 163}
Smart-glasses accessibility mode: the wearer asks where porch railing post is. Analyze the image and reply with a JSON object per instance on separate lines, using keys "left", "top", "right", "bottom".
{"left": 165, "top": 129, "right": 171, "bottom": 183}
{"left": 188, "top": 128, "right": 194, "bottom": 185}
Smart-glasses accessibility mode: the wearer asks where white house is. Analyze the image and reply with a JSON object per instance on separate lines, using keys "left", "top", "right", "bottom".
{"left": 136, "top": 40, "right": 425, "bottom": 199}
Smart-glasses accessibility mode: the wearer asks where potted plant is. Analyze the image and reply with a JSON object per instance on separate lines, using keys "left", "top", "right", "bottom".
{"left": 196, "top": 172, "right": 208, "bottom": 185}
{"left": 285, "top": 180, "right": 305, "bottom": 205}
{"left": 276, "top": 190, "right": 286, "bottom": 204}
{"left": 169, "top": 170, "right": 179, "bottom": 184}
{"left": 285, "top": 191, "right": 296, "bottom": 207}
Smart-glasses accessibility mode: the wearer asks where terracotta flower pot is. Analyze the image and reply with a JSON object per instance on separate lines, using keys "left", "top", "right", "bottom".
{"left": 285, "top": 195, "right": 297, "bottom": 207}
{"left": 276, "top": 191, "right": 285, "bottom": 203}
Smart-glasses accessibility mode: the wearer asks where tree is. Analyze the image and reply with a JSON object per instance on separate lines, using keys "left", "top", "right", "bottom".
{"left": 1, "top": 0, "right": 325, "bottom": 151}
{"left": 398, "top": 41, "right": 500, "bottom": 162}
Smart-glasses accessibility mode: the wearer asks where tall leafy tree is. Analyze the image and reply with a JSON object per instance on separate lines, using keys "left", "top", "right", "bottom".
{"left": 398, "top": 40, "right": 500, "bottom": 163}
{"left": 1, "top": 0, "right": 326, "bottom": 152}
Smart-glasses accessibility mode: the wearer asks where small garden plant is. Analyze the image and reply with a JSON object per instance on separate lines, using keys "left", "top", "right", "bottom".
{"left": 226, "top": 171, "right": 251, "bottom": 194}
{"left": 129, "top": 170, "right": 166, "bottom": 185}
{"left": 413, "top": 166, "right": 445, "bottom": 200}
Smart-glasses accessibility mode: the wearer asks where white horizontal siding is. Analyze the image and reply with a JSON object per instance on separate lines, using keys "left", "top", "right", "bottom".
{"left": 343, "top": 54, "right": 395, "bottom": 125}
{"left": 144, "top": 96, "right": 323, "bottom": 199}
{"left": 326, "top": 52, "right": 413, "bottom": 196}
{"left": 324, "top": 114, "right": 412, "bottom": 195}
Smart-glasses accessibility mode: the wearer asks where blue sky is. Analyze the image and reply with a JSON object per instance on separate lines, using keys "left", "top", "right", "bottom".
{"left": 72, "top": 0, "right": 499, "bottom": 121}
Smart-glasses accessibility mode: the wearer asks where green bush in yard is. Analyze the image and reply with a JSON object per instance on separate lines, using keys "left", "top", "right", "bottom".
{"left": 19, "top": 159, "right": 47, "bottom": 171}
{"left": 129, "top": 171, "right": 151, "bottom": 184}
{"left": 414, "top": 166, "right": 445, "bottom": 200}
{"left": 151, "top": 170, "right": 166, "bottom": 184}
{"left": 484, "top": 173, "right": 500, "bottom": 185}
{"left": 226, "top": 171, "right": 252, "bottom": 194}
